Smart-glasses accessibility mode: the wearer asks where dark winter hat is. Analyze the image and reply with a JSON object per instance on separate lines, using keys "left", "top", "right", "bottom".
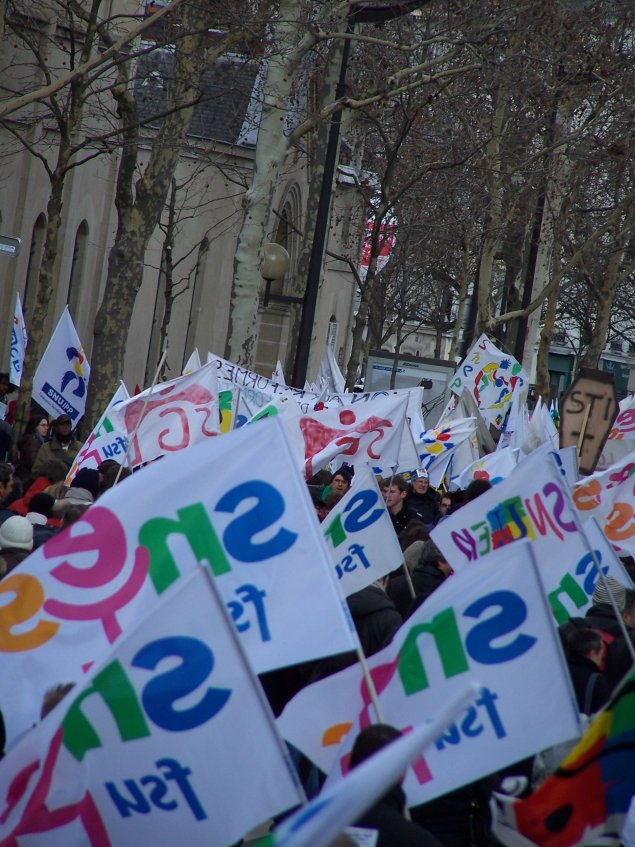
{"left": 592, "top": 577, "right": 627, "bottom": 611}
{"left": 332, "top": 466, "right": 354, "bottom": 484}
{"left": 70, "top": 468, "right": 100, "bottom": 499}
{"left": 28, "top": 492, "right": 55, "bottom": 518}
{"left": 55, "top": 414, "right": 73, "bottom": 426}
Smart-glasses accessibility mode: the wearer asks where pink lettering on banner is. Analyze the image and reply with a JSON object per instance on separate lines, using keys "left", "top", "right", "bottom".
{"left": 608, "top": 409, "right": 635, "bottom": 440}
{"left": 123, "top": 383, "right": 217, "bottom": 466}
{"left": 43, "top": 508, "right": 149, "bottom": 643}
{"left": 0, "top": 728, "right": 112, "bottom": 846}
{"left": 299, "top": 409, "right": 393, "bottom": 477}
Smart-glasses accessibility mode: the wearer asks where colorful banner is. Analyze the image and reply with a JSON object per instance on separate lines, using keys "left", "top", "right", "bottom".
{"left": 9, "top": 291, "right": 28, "bottom": 387}
{"left": 573, "top": 447, "right": 635, "bottom": 556}
{"left": 249, "top": 393, "right": 409, "bottom": 479}
{"left": 32, "top": 306, "right": 90, "bottom": 423}
{"left": 431, "top": 453, "right": 632, "bottom": 622}
{"left": 416, "top": 417, "right": 477, "bottom": 472}
{"left": 66, "top": 383, "right": 130, "bottom": 483}
{"left": 278, "top": 545, "right": 580, "bottom": 807}
{"left": 491, "top": 667, "right": 635, "bottom": 847}
{"left": 107, "top": 362, "right": 220, "bottom": 467}
{"left": 322, "top": 465, "right": 403, "bottom": 596}
{"left": 450, "top": 334, "right": 527, "bottom": 429}
{"left": 208, "top": 353, "right": 426, "bottom": 449}
{"left": 497, "top": 381, "right": 529, "bottom": 453}
{"left": 0, "top": 567, "right": 304, "bottom": 847}
{"left": 260, "top": 686, "right": 478, "bottom": 847}
{"left": 0, "top": 417, "right": 356, "bottom": 744}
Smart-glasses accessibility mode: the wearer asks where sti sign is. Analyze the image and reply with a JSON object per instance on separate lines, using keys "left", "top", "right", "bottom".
{"left": 560, "top": 368, "right": 618, "bottom": 475}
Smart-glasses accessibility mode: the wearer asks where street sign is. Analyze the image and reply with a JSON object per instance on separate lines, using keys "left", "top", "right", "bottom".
{"left": 559, "top": 367, "right": 618, "bottom": 475}
{"left": 0, "top": 234, "right": 22, "bottom": 258}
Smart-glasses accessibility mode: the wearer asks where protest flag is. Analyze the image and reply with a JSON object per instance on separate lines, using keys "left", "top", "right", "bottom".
{"left": 491, "top": 667, "right": 635, "bottom": 847}
{"left": 318, "top": 345, "right": 346, "bottom": 394}
{"left": 0, "top": 416, "right": 357, "bottom": 745}
{"left": 257, "top": 685, "right": 479, "bottom": 847}
{"left": 9, "top": 291, "right": 28, "bottom": 386}
{"left": 66, "top": 382, "right": 130, "bottom": 483}
{"left": 32, "top": 306, "right": 90, "bottom": 423}
{"left": 449, "top": 334, "right": 527, "bottom": 429}
{"left": 272, "top": 360, "right": 287, "bottom": 385}
{"left": 107, "top": 361, "right": 220, "bottom": 467}
{"left": 181, "top": 348, "right": 202, "bottom": 375}
{"left": 322, "top": 465, "right": 403, "bottom": 596}
{"left": 278, "top": 544, "right": 581, "bottom": 807}
{"left": 0, "top": 567, "right": 305, "bottom": 847}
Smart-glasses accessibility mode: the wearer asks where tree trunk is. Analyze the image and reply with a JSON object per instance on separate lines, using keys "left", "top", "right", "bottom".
{"left": 224, "top": 2, "right": 318, "bottom": 368}
{"left": 87, "top": 4, "right": 233, "bottom": 428}
{"left": 534, "top": 274, "right": 558, "bottom": 403}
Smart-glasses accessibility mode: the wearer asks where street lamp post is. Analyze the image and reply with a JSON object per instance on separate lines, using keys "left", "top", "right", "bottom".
{"left": 290, "top": 1, "right": 432, "bottom": 388}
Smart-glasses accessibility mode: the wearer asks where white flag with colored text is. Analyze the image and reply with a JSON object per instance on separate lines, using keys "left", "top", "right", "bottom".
{"left": 9, "top": 291, "right": 28, "bottom": 387}
{"left": 0, "top": 567, "right": 304, "bottom": 847}
{"left": 0, "top": 417, "right": 356, "bottom": 744}
{"left": 66, "top": 383, "right": 130, "bottom": 483}
{"left": 32, "top": 306, "right": 90, "bottom": 423}
{"left": 107, "top": 362, "right": 220, "bottom": 467}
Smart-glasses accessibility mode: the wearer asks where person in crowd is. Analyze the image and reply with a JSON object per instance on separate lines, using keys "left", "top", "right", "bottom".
{"left": 564, "top": 627, "right": 611, "bottom": 715}
{"left": 8, "top": 458, "right": 67, "bottom": 516}
{"left": 0, "top": 462, "right": 15, "bottom": 525}
{"left": 26, "top": 492, "right": 59, "bottom": 549}
{"left": 389, "top": 539, "right": 453, "bottom": 619}
{"left": 0, "top": 373, "right": 17, "bottom": 462}
{"left": 464, "top": 478, "right": 492, "bottom": 502}
{"left": 384, "top": 475, "right": 416, "bottom": 536}
{"left": 32, "top": 414, "right": 83, "bottom": 474}
{"left": 438, "top": 493, "right": 453, "bottom": 520}
{"left": 0, "top": 514, "right": 34, "bottom": 577}
{"left": 13, "top": 416, "right": 49, "bottom": 484}
{"left": 399, "top": 519, "right": 430, "bottom": 573}
{"left": 406, "top": 469, "right": 440, "bottom": 527}
{"left": 350, "top": 723, "right": 443, "bottom": 847}
{"left": 328, "top": 467, "right": 354, "bottom": 497}
{"left": 97, "top": 459, "right": 131, "bottom": 494}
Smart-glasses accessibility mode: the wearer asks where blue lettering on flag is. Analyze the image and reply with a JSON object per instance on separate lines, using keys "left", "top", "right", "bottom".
{"left": 42, "top": 382, "right": 80, "bottom": 420}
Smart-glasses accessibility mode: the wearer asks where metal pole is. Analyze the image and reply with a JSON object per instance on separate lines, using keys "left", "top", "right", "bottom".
{"left": 291, "top": 30, "right": 352, "bottom": 388}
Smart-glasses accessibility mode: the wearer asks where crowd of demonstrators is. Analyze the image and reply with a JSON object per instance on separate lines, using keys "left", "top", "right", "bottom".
{"left": 406, "top": 469, "right": 440, "bottom": 528}
{"left": 0, "top": 373, "right": 17, "bottom": 462}
{"left": 31, "top": 414, "right": 83, "bottom": 475}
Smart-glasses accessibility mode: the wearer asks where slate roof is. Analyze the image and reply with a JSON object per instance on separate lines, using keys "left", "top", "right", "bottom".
{"left": 134, "top": 48, "right": 260, "bottom": 147}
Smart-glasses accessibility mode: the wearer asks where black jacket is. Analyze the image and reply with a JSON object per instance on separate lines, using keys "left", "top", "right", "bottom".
{"left": 406, "top": 489, "right": 441, "bottom": 527}
{"left": 348, "top": 584, "right": 402, "bottom": 657}
{"left": 356, "top": 785, "right": 443, "bottom": 847}
{"left": 567, "top": 656, "right": 611, "bottom": 715}
{"left": 388, "top": 562, "right": 446, "bottom": 619}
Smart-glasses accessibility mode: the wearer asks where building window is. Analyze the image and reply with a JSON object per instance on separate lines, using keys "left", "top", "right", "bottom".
{"left": 23, "top": 213, "right": 47, "bottom": 316}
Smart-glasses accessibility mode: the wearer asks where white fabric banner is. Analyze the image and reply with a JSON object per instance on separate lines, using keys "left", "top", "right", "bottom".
{"left": 278, "top": 545, "right": 580, "bottom": 807}
{"left": 0, "top": 567, "right": 304, "bottom": 847}
{"left": 453, "top": 448, "right": 520, "bottom": 490}
{"left": 572, "top": 446, "right": 635, "bottom": 556}
{"left": 0, "top": 417, "right": 356, "bottom": 744}
{"left": 432, "top": 452, "right": 632, "bottom": 622}
{"left": 107, "top": 362, "right": 220, "bottom": 467}
{"left": 32, "top": 306, "right": 90, "bottom": 423}
{"left": 322, "top": 465, "right": 403, "bottom": 596}
{"left": 9, "top": 292, "right": 28, "bottom": 387}
{"left": 318, "top": 345, "right": 346, "bottom": 394}
{"left": 208, "top": 352, "right": 426, "bottom": 450}
{"left": 267, "top": 686, "right": 478, "bottom": 847}
{"left": 66, "top": 383, "right": 130, "bottom": 483}
{"left": 416, "top": 417, "right": 477, "bottom": 472}
{"left": 450, "top": 334, "right": 527, "bottom": 429}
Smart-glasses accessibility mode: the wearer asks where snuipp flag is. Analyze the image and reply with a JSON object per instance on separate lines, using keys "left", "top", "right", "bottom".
{"left": 0, "top": 417, "right": 356, "bottom": 745}
{"left": 278, "top": 545, "right": 580, "bottom": 807}
{"left": 322, "top": 465, "right": 403, "bottom": 596}
{"left": 32, "top": 306, "right": 90, "bottom": 423}
{"left": 491, "top": 667, "right": 635, "bottom": 847}
{"left": 107, "top": 361, "right": 220, "bottom": 467}
{"left": 0, "top": 567, "right": 304, "bottom": 847}
{"left": 450, "top": 334, "right": 527, "bottom": 429}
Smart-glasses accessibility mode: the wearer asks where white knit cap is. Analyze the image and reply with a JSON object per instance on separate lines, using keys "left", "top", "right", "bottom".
{"left": 0, "top": 515, "right": 34, "bottom": 552}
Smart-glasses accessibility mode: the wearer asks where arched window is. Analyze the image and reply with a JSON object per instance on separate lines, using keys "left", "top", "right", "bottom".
{"left": 67, "top": 220, "right": 89, "bottom": 320}
{"left": 23, "top": 213, "right": 47, "bottom": 316}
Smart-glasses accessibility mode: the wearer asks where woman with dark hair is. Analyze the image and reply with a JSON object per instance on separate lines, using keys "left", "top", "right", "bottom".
{"left": 14, "top": 416, "right": 50, "bottom": 484}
